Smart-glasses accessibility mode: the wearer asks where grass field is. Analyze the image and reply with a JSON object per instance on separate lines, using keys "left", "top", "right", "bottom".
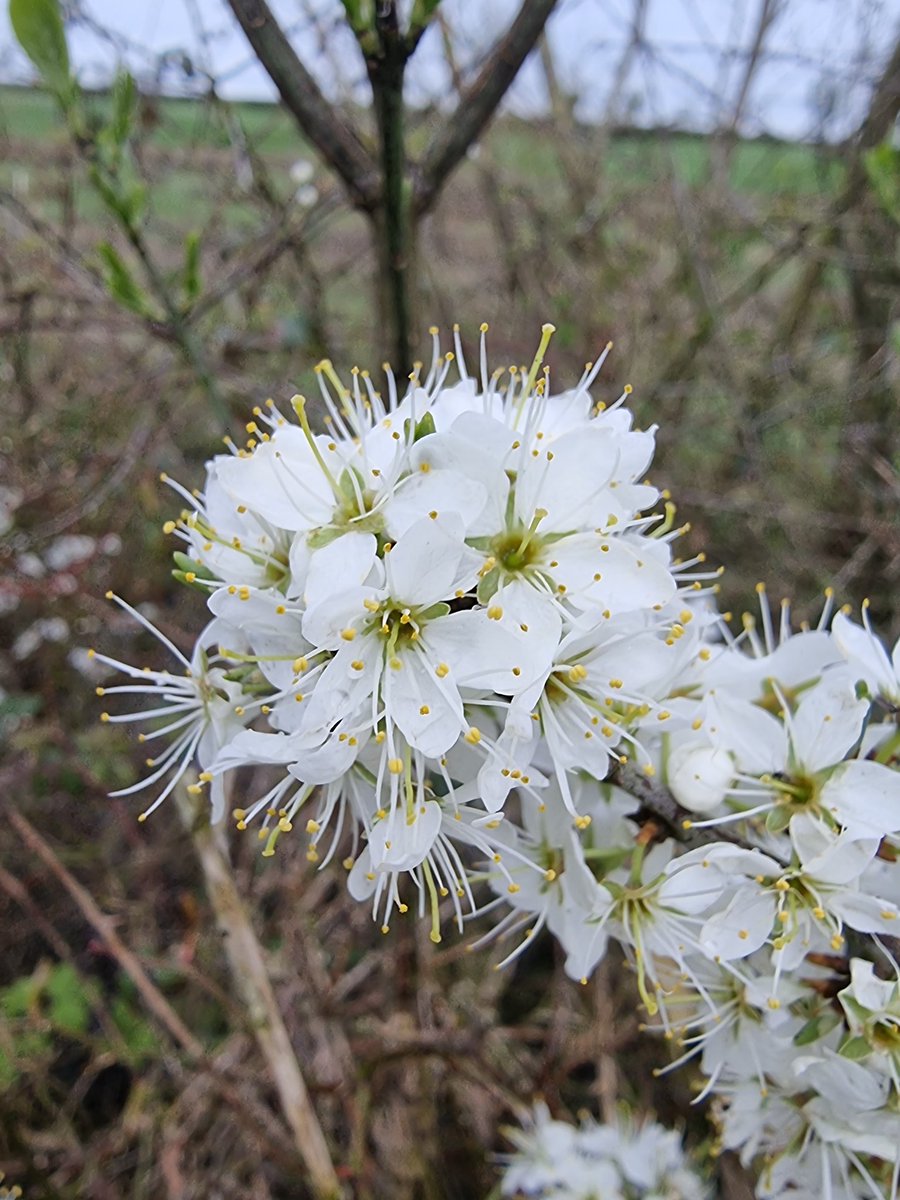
{"left": 0, "top": 81, "right": 844, "bottom": 193}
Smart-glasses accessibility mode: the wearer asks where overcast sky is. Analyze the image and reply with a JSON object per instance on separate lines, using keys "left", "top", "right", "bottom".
{"left": 1, "top": 0, "right": 898, "bottom": 139}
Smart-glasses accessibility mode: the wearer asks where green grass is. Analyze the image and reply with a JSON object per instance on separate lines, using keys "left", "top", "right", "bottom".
{"left": 0, "top": 83, "right": 843, "bottom": 197}
{"left": 0, "top": 82, "right": 311, "bottom": 156}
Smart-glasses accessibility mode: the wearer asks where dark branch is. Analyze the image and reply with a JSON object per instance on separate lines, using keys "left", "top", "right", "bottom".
{"left": 413, "top": 0, "right": 558, "bottom": 215}
{"left": 227, "top": 0, "right": 380, "bottom": 212}
{"left": 612, "top": 765, "right": 751, "bottom": 852}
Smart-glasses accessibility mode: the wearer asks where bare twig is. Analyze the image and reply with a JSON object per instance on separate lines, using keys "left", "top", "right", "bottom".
{"left": 226, "top": 0, "right": 379, "bottom": 213}
{"left": 414, "top": 0, "right": 558, "bottom": 215}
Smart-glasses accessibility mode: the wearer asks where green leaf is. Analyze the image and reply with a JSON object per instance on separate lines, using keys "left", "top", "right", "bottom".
{"left": 0, "top": 976, "right": 38, "bottom": 1019}
{"left": 45, "top": 963, "right": 90, "bottom": 1035}
{"left": 865, "top": 142, "right": 900, "bottom": 225}
{"left": 340, "top": 0, "right": 374, "bottom": 38}
{"left": 109, "top": 71, "right": 137, "bottom": 147}
{"left": 10, "top": 0, "right": 71, "bottom": 94}
{"left": 408, "top": 0, "right": 442, "bottom": 38}
{"left": 110, "top": 995, "right": 159, "bottom": 1064}
{"left": 182, "top": 232, "right": 202, "bottom": 306}
{"left": 97, "top": 242, "right": 149, "bottom": 316}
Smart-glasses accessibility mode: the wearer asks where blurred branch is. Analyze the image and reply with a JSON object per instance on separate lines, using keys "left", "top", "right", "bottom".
{"left": 414, "top": 0, "right": 558, "bottom": 215}
{"left": 779, "top": 31, "right": 900, "bottom": 347}
{"left": 226, "top": 0, "right": 380, "bottom": 212}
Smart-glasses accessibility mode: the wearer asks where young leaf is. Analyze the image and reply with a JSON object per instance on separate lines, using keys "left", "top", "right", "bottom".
{"left": 182, "top": 232, "right": 202, "bottom": 306}
{"left": 45, "top": 963, "right": 91, "bottom": 1035}
{"left": 97, "top": 242, "right": 149, "bottom": 316}
{"left": 10, "top": 0, "right": 71, "bottom": 94}
{"left": 109, "top": 71, "right": 138, "bottom": 147}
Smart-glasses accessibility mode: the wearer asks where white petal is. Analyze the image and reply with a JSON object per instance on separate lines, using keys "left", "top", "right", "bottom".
{"left": 382, "top": 469, "right": 488, "bottom": 539}
{"left": 705, "top": 692, "right": 787, "bottom": 775}
{"left": 423, "top": 609, "right": 544, "bottom": 695}
{"left": 700, "top": 890, "right": 776, "bottom": 959}
{"left": 347, "top": 848, "right": 377, "bottom": 901}
{"left": 514, "top": 425, "right": 621, "bottom": 529}
{"left": 384, "top": 515, "right": 475, "bottom": 604}
{"left": 552, "top": 533, "right": 676, "bottom": 615}
{"left": 216, "top": 428, "right": 333, "bottom": 530}
{"left": 830, "top": 891, "right": 900, "bottom": 934}
{"left": 667, "top": 743, "right": 734, "bottom": 814}
{"left": 832, "top": 611, "right": 896, "bottom": 697}
{"left": 304, "top": 532, "right": 377, "bottom": 610}
{"left": 790, "top": 813, "right": 878, "bottom": 884}
{"left": 368, "top": 800, "right": 442, "bottom": 872}
{"left": 384, "top": 650, "right": 464, "bottom": 757}
{"left": 822, "top": 759, "right": 900, "bottom": 837}
{"left": 300, "top": 643, "right": 380, "bottom": 732}
{"left": 789, "top": 676, "right": 867, "bottom": 774}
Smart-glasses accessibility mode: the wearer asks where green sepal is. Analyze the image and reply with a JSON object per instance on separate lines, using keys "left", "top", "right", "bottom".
{"left": 419, "top": 602, "right": 450, "bottom": 621}
{"left": 765, "top": 804, "right": 793, "bottom": 835}
{"left": 476, "top": 567, "right": 501, "bottom": 604}
{"left": 172, "top": 569, "right": 211, "bottom": 594}
{"left": 838, "top": 1034, "right": 871, "bottom": 1061}
{"left": 172, "top": 551, "right": 216, "bottom": 580}
{"left": 307, "top": 526, "right": 343, "bottom": 550}
{"left": 404, "top": 411, "right": 436, "bottom": 443}
{"left": 793, "top": 1017, "right": 822, "bottom": 1047}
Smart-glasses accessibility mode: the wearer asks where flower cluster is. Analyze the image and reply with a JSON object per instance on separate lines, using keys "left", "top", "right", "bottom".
{"left": 94, "top": 325, "right": 900, "bottom": 1199}
{"left": 498, "top": 1104, "right": 708, "bottom": 1199}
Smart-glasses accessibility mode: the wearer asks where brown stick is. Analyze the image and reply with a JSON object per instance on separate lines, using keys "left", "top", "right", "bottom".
{"left": 414, "top": 0, "right": 559, "bottom": 215}
{"left": 226, "top": 0, "right": 379, "bottom": 213}
{"left": 177, "top": 787, "right": 343, "bottom": 1200}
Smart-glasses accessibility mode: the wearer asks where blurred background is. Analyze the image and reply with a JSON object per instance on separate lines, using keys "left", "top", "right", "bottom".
{"left": 0, "top": 1, "right": 898, "bottom": 1196}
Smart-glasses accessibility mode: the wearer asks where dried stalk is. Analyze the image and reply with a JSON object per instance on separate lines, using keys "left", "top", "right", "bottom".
{"left": 176, "top": 785, "right": 343, "bottom": 1200}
